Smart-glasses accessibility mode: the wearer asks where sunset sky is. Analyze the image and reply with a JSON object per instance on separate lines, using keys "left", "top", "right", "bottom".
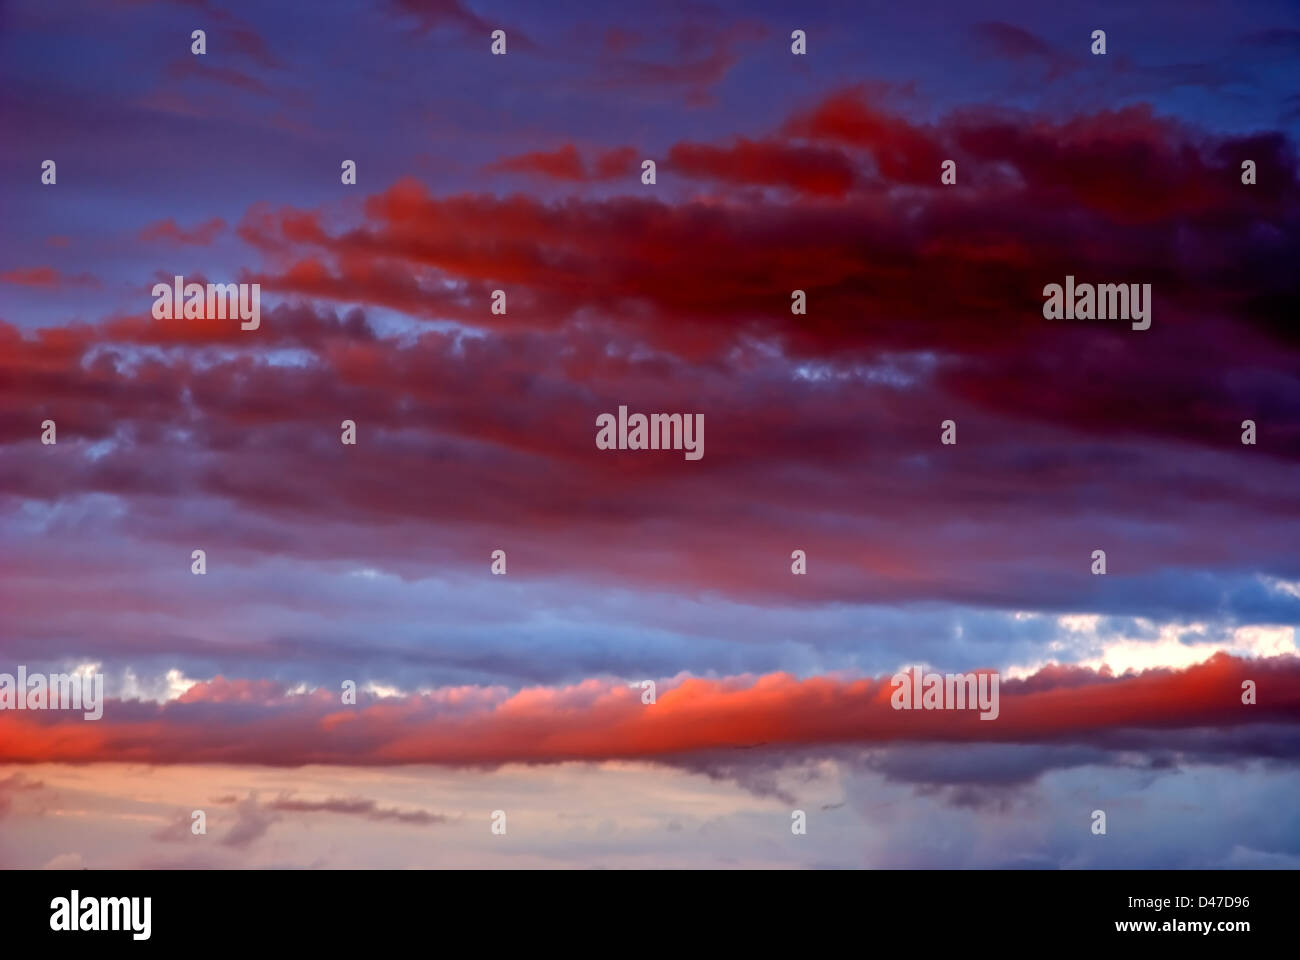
{"left": 1, "top": 0, "right": 1299, "bottom": 869}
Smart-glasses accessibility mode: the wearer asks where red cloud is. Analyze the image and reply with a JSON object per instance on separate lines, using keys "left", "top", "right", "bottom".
{"left": 0, "top": 655, "right": 1296, "bottom": 767}
{"left": 782, "top": 88, "right": 945, "bottom": 183}
{"left": 1, "top": 267, "right": 100, "bottom": 289}
{"left": 486, "top": 144, "right": 639, "bottom": 182}
{"left": 487, "top": 145, "right": 587, "bottom": 181}
{"left": 1, "top": 90, "right": 1297, "bottom": 613}
{"left": 138, "top": 217, "right": 227, "bottom": 246}
{"left": 668, "top": 138, "right": 857, "bottom": 196}
{"left": 970, "top": 22, "right": 1056, "bottom": 61}
{"left": 1, "top": 267, "right": 60, "bottom": 288}
{"left": 164, "top": 58, "right": 271, "bottom": 96}
{"left": 389, "top": 0, "right": 494, "bottom": 36}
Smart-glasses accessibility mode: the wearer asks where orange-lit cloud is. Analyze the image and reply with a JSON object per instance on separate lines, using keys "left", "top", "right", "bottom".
{"left": 1, "top": 654, "right": 1295, "bottom": 768}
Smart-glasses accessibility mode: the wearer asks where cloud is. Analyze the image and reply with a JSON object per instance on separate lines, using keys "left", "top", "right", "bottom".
{"left": 587, "top": 20, "right": 767, "bottom": 104}
{"left": 486, "top": 144, "right": 587, "bottom": 181}
{"left": 138, "top": 217, "right": 227, "bottom": 246}
{"left": 1, "top": 655, "right": 1296, "bottom": 771}
{"left": 667, "top": 138, "right": 857, "bottom": 196}
{"left": 485, "top": 144, "right": 639, "bottom": 182}
{"left": 221, "top": 793, "right": 278, "bottom": 848}
{"left": 264, "top": 793, "right": 447, "bottom": 824}
{"left": 0, "top": 772, "right": 46, "bottom": 817}
{"left": 386, "top": 0, "right": 535, "bottom": 50}
{"left": 970, "top": 22, "right": 1056, "bottom": 62}
{"left": 0, "top": 267, "right": 100, "bottom": 289}
{"left": 387, "top": 0, "right": 493, "bottom": 36}
{"left": 2, "top": 88, "right": 1298, "bottom": 728}
{"left": 163, "top": 59, "right": 271, "bottom": 96}
{"left": 781, "top": 88, "right": 945, "bottom": 183}
{"left": 42, "top": 852, "right": 84, "bottom": 869}
{"left": 150, "top": 808, "right": 199, "bottom": 843}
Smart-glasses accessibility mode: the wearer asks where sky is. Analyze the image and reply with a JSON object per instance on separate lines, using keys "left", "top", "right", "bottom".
{"left": 1, "top": 0, "right": 1299, "bottom": 869}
